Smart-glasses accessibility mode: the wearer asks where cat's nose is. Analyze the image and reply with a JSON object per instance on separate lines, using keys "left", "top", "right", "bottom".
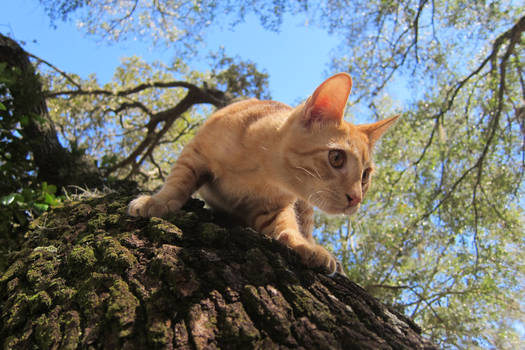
{"left": 346, "top": 193, "right": 362, "bottom": 207}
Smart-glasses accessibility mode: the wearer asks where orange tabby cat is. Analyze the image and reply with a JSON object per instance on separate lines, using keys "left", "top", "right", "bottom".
{"left": 129, "top": 73, "right": 398, "bottom": 275}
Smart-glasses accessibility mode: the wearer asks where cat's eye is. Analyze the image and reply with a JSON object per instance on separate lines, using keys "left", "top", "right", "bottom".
{"left": 362, "top": 167, "right": 372, "bottom": 184}
{"left": 328, "top": 150, "right": 346, "bottom": 169}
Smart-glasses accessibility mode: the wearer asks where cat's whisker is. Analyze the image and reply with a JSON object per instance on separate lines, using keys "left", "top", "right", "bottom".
{"left": 313, "top": 168, "right": 323, "bottom": 180}
{"left": 307, "top": 190, "right": 326, "bottom": 203}
{"left": 307, "top": 187, "right": 344, "bottom": 212}
{"left": 294, "top": 166, "right": 320, "bottom": 180}
{"left": 307, "top": 189, "right": 336, "bottom": 209}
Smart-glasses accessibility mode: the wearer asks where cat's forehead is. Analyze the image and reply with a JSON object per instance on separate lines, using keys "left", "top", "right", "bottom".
{"left": 337, "top": 123, "right": 372, "bottom": 163}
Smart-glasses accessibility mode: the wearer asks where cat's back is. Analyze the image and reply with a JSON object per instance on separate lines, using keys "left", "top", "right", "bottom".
{"left": 204, "top": 98, "right": 292, "bottom": 129}
{"left": 193, "top": 98, "right": 292, "bottom": 160}
{"left": 189, "top": 98, "right": 291, "bottom": 185}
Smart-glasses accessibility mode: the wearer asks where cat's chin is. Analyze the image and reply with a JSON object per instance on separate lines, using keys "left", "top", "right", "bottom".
{"left": 318, "top": 203, "right": 360, "bottom": 216}
{"left": 344, "top": 205, "right": 360, "bottom": 216}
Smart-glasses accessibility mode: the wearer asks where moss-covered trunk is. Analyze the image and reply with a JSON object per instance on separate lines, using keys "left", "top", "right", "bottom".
{"left": 0, "top": 193, "right": 437, "bottom": 349}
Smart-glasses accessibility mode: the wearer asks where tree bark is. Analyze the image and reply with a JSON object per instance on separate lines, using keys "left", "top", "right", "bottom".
{"left": 0, "top": 193, "right": 438, "bottom": 349}
{"left": 0, "top": 33, "right": 102, "bottom": 191}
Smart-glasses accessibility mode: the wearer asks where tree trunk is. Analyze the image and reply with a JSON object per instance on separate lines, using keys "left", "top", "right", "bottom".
{"left": 0, "top": 193, "right": 437, "bottom": 349}
{"left": 0, "top": 34, "right": 102, "bottom": 191}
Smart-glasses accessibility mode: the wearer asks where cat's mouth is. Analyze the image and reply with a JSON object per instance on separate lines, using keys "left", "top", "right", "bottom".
{"left": 306, "top": 190, "right": 361, "bottom": 215}
{"left": 344, "top": 204, "right": 360, "bottom": 215}
{"left": 313, "top": 199, "right": 360, "bottom": 216}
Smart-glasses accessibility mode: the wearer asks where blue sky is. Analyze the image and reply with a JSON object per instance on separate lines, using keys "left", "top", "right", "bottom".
{"left": 2, "top": 0, "right": 341, "bottom": 106}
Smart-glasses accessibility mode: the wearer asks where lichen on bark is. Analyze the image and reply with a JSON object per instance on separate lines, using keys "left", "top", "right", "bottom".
{"left": 0, "top": 192, "right": 437, "bottom": 349}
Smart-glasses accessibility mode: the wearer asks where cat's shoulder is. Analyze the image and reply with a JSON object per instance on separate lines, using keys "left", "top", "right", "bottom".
{"left": 223, "top": 98, "right": 291, "bottom": 113}
{"left": 208, "top": 98, "right": 292, "bottom": 125}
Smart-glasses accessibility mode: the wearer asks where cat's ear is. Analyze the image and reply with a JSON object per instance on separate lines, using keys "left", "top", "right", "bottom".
{"left": 358, "top": 115, "right": 400, "bottom": 146}
{"left": 302, "top": 73, "right": 352, "bottom": 127}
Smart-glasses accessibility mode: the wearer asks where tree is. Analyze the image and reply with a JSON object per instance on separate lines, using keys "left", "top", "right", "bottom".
{"left": 6, "top": 0, "right": 525, "bottom": 347}
{"left": 0, "top": 193, "right": 437, "bottom": 349}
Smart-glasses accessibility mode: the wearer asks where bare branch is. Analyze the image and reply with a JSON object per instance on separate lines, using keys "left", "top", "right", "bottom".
{"left": 29, "top": 53, "right": 81, "bottom": 89}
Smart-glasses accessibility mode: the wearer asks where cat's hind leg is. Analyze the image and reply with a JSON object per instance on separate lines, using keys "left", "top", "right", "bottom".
{"left": 129, "top": 144, "right": 209, "bottom": 218}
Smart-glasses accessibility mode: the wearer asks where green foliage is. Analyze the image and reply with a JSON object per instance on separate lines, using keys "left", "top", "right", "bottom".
{"left": 41, "top": 52, "right": 270, "bottom": 187}
{"left": 39, "top": 0, "right": 86, "bottom": 22}
{"left": 0, "top": 182, "right": 62, "bottom": 235}
{"left": 209, "top": 48, "right": 271, "bottom": 100}
{"left": 38, "top": 0, "right": 290, "bottom": 49}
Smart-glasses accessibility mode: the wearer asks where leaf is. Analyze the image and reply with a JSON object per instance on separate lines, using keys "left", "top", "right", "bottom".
{"left": 1, "top": 193, "right": 16, "bottom": 206}
{"left": 33, "top": 203, "right": 49, "bottom": 211}
{"left": 19, "top": 115, "right": 29, "bottom": 126}
{"left": 0, "top": 102, "right": 6, "bottom": 111}
{"left": 46, "top": 184, "right": 57, "bottom": 195}
{"left": 44, "top": 192, "right": 56, "bottom": 205}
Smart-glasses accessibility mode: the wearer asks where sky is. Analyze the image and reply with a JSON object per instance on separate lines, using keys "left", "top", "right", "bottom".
{"left": 2, "top": 0, "right": 341, "bottom": 106}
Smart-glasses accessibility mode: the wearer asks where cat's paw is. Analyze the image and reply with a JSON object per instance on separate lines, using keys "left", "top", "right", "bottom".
{"left": 298, "top": 244, "right": 338, "bottom": 276}
{"left": 278, "top": 231, "right": 338, "bottom": 275}
{"left": 128, "top": 195, "right": 183, "bottom": 218}
{"left": 336, "top": 262, "right": 347, "bottom": 277}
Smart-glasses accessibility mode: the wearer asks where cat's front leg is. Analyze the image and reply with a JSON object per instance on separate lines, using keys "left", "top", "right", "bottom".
{"left": 129, "top": 145, "right": 208, "bottom": 218}
{"left": 254, "top": 205, "right": 338, "bottom": 275}
{"left": 294, "top": 199, "right": 314, "bottom": 242}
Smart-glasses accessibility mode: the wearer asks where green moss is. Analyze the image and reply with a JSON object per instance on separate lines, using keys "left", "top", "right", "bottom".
{"left": 221, "top": 301, "right": 261, "bottom": 345}
{"left": 34, "top": 307, "right": 61, "bottom": 349}
{"left": 197, "top": 222, "right": 228, "bottom": 244}
{"left": 0, "top": 258, "right": 24, "bottom": 285}
{"left": 61, "top": 311, "right": 82, "bottom": 350}
{"left": 5, "top": 292, "right": 30, "bottom": 329}
{"left": 285, "top": 284, "right": 336, "bottom": 329}
{"left": 147, "top": 319, "right": 173, "bottom": 347}
{"left": 147, "top": 217, "right": 184, "bottom": 243}
{"left": 68, "top": 245, "right": 97, "bottom": 269}
{"left": 95, "top": 235, "right": 137, "bottom": 272}
{"left": 3, "top": 327, "right": 32, "bottom": 349}
{"left": 28, "top": 290, "right": 53, "bottom": 313}
{"left": 26, "top": 246, "right": 60, "bottom": 291}
{"left": 88, "top": 213, "right": 112, "bottom": 230}
{"left": 106, "top": 279, "right": 139, "bottom": 337}
{"left": 76, "top": 286, "right": 101, "bottom": 315}
{"left": 107, "top": 213, "right": 121, "bottom": 225}
{"left": 49, "top": 278, "right": 76, "bottom": 304}
{"left": 78, "top": 233, "right": 94, "bottom": 245}
{"left": 6, "top": 277, "right": 20, "bottom": 294}
{"left": 166, "top": 211, "right": 201, "bottom": 230}
{"left": 1, "top": 192, "right": 432, "bottom": 348}
{"left": 71, "top": 203, "right": 94, "bottom": 218}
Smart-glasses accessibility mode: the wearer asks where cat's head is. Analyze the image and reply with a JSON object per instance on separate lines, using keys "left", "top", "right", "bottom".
{"left": 281, "top": 73, "right": 398, "bottom": 215}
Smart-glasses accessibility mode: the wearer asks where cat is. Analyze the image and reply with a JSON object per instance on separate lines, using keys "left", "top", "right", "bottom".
{"left": 129, "top": 73, "right": 398, "bottom": 275}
